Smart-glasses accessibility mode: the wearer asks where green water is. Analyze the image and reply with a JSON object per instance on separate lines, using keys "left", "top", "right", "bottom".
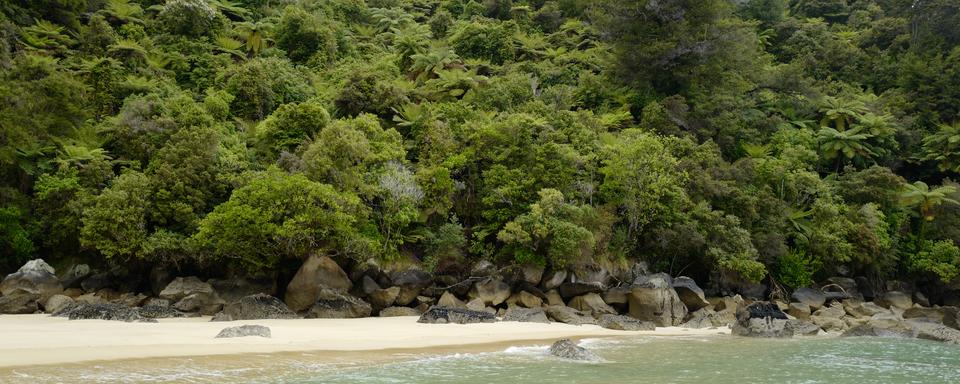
{"left": 5, "top": 336, "right": 960, "bottom": 383}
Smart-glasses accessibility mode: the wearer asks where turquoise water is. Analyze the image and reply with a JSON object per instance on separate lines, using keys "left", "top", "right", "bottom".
{"left": 5, "top": 336, "right": 960, "bottom": 383}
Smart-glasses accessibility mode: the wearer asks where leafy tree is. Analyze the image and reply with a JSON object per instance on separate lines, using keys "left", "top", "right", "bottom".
{"left": 900, "top": 181, "right": 959, "bottom": 222}
{"left": 498, "top": 188, "right": 596, "bottom": 267}
{"left": 219, "top": 57, "right": 312, "bottom": 119}
{"left": 254, "top": 99, "right": 330, "bottom": 159}
{"left": 909, "top": 240, "right": 960, "bottom": 283}
{"left": 275, "top": 6, "right": 337, "bottom": 65}
{"left": 921, "top": 122, "right": 960, "bottom": 173}
{"left": 79, "top": 170, "right": 151, "bottom": 259}
{"left": 449, "top": 18, "right": 515, "bottom": 65}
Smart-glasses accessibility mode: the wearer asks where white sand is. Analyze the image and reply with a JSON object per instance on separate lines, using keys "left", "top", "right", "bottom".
{"left": 0, "top": 314, "right": 729, "bottom": 367}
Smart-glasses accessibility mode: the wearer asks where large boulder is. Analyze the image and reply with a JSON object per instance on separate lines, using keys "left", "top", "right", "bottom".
{"left": 138, "top": 305, "right": 188, "bottom": 319}
{"left": 510, "top": 291, "right": 544, "bottom": 308}
{"left": 43, "top": 294, "right": 75, "bottom": 314}
{"left": 903, "top": 306, "right": 959, "bottom": 329}
{"left": 216, "top": 325, "right": 271, "bottom": 338}
{"left": 159, "top": 277, "right": 214, "bottom": 302}
{"left": 469, "top": 278, "right": 511, "bottom": 306}
{"left": 843, "top": 301, "right": 889, "bottom": 318}
{"left": 602, "top": 287, "right": 630, "bottom": 305}
{"left": 52, "top": 303, "right": 153, "bottom": 322}
{"left": 173, "top": 292, "right": 224, "bottom": 315}
{"left": 558, "top": 281, "right": 604, "bottom": 299}
{"left": 544, "top": 305, "right": 595, "bottom": 325}
{"left": 80, "top": 272, "right": 112, "bottom": 292}
{"left": 502, "top": 307, "right": 550, "bottom": 323}
{"left": 672, "top": 276, "right": 709, "bottom": 311}
{"left": 785, "top": 319, "right": 822, "bottom": 336}
{"left": 379, "top": 306, "right": 421, "bottom": 317}
{"left": 540, "top": 270, "right": 567, "bottom": 291}
{"left": 731, "top": 302, "right": 791, "bottom": 338}
{"left": 628, "top": 274, "right": 687, "bottom": 326}
{"left": 389, "top": 268, "right": 433, "bottom": 306}
{"left": 369, "top": 286, "right": 401, "bottom": 310}
{"left": 305, "top": 289, "right": 372, "bottom": 319}
{"left": 285, "top": 255, "right": 353, "bottom": 312}
{"left": 59, "top": 264, "right": 91, "bottom": 289}
{"left": 1, "top": 259, "right": 63, "bottom": 302}
{"left": 790, "top": 288, "right": 826, "bottom": 310}
{"left": 787, "top": 302, "right": 811, "bottom": 320}
{"left": 0, "top": 292, "right": 40, "bottom": 314}
{"left": 521, "top": 264, "right": 544, "bottom": 285}
{"left": 876, "top": 291, "right": 912, "bottom": 310}
{"left": 568, "top": 293, "right": 616, "bottom": 317}
{"left": 598, "top": 314, "right": 655, "bottom": 331}
{"left": 843, "top": 318, "right": 960, "bottom": 344}
{"left": 548, "top": 339, "right": 599, "bottom": 361}
{"left": 208, "top": 276, "right": 275, "bottom": 304}
{"left": 682, "top": 307, "right": 734, "bottom": 328}
{"left": 220, "top": 294, "right": 298, "bottom": 321}
{"left": 417, "top": 306, "right": 497, "bottom": 324}
{"left": 437, "top": 291, "right": 466, "bottom": 309}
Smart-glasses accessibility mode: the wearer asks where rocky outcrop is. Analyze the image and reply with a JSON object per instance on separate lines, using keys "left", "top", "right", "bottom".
{"left": 437, "top": 291, "right": 466, "bottom": 309}
{"left": 417, "top": 306, "right": 496, "bottom": 324}
{"left": 791, "top": 288, "right": 826, "bottom": 310}
{"left": 59, "top": 264, "right": 91, "bottom": 289}
{"left": 628, "top": 274, "right": 687, "bottom": 326}
{"left": 672, "top": 276, "right": 709, "bottom": 311}
{"left": 379, "top": 306, "right": 421, "bottom": 317}
{"left": 544, "top": 305, "right": 595, "bottom": 325}
{"left": 388, "top": 267, "right": 433, "bottom": 306}
{"left": 305, "top": 289, "right": 372, "bottom": 319}
{"left": 548, "top": 339, "right": 599, "bottom": 361}
{"left": 43, "top": 294, "right": 75, "bottom": 313}
{"left": 843, "top": 318, "right": 960, "bottom": 344}
{"left": 903, "top": 306, "right": 958, "bottom": 329}
{"left": 731, "top": 302, "right": 791, "bottom": 338}
{"left": 1, "top": 259, "right": 63, "bottom": 303}
{"left": 219, "top": 294, "right": 298, "bottom": 321}
{"left": 568, "top": 293, "right": 616, "bottom": 317}
{"left": 138, "top": 305, "right": 188, "bottom": 319}
{"left": 876, "top": 291, "right": 912, "bottom": 310}
{"left": 369, "top": 286, "right": 400, "bottom": 310}
{"left": 0, "top": 292, "right": 39, "bottom": 314}
{"left": 285, "top": 255, "right": 353, "bottom": 312}
{"left": 558, "top": 281, "right": 604, "bottom": 299}
{"left": 469, "top": 278, "right": 511, "bottom": 306}
{"left": 785, "top": 319, "right": 822, "bottom": 336}
{"left": 598, "top": 314, "right": 655, "bottom": 331}
{"left": 52, "top": 303, "right": 154, "bottom": 322}
{"left": 502, "top": 307, "right": 550, "bottom": 323}
{"left": 682, "top": 307, "right": 734, "bottom": 328}
{"left": 216, "top": 325, "right": 271, "bottom": 338}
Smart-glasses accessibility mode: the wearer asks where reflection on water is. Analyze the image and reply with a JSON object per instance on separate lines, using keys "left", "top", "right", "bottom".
{"left": 5, "top": 336, "right": 960, "bottom": 384}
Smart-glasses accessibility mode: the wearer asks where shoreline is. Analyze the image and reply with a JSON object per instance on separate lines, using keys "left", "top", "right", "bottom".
{"left": 0, "top": 314, "right": 729, "bottom": 369}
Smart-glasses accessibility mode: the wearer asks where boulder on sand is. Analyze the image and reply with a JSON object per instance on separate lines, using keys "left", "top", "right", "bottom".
{"left": 469, "top": 278, "right": 511, "bottom": 306}
{"left": 502, "top": 307, "right": 550, "bottom": 323}
{"left": 43, "top": 294, "right": 75, "bottom": 314}
{"left": 0, "top": 292, "right": 40, "bottom": 314}
{"left": 1, "top": 259, "right": 63, "bottom": 302}
{"left": 628, "top": 274, "right": 687, "bottom": 326}
{"left": 417, "top": 306, "right": 497, "bottom": 324}
{"left": 379, "top": 306, "right": 421, "bottom": 317}
{"left": 305, "top": 289, "right": 372, "bottom": 319}
{"left": 159, "top": 277, "right": 214, "bottom": 302}
{"left": 284, "top": 255, "right": 353, "bottom": 312}
{"left": 567, "top": 293, "right": 616, "bottom": 317}
{"left": 672, "top": 276, "right": 709, "bottom": 311}
{"left": 52, "top": 303, "right": 154, "bottom": 322}
{"left": 548, "top": 339, "right": 599, "bottom": 361}
{"left": 544, "top": 305, "right": 595, "bottom": 325}
{"left": 216, "top": 325, "right": 271, "bottom": 338}
{"left": 219, "top": 293, "right": 298, "bottom": 321}
{"left": 731, "top": 302, "right": 791, "bottom": 338}
{"left": 598, "top": 314, "right": 655, "bottom": 331}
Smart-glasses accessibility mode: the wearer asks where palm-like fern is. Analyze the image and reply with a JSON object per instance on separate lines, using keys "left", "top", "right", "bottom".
{"left": 98, "top": 0, "right": 145, "bottom": 24}
{"left": 818, "top": 96, "right": 868, "bottom": 131}
{"left": 921, "top": 122, "right": 960, "bottom": 173}
{"left": 901, "top": 181, "right": 960, "bottom": 221}
{"left": 818, "top": 126, "right": 876, "bottom": 163}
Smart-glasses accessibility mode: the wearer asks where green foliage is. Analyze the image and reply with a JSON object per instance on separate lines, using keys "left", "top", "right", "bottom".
{"left": 219, "top": 57, "right": 313, "bottom": 120}
{"left": 449, "top": 18, "right": 515, "bottom": 64}
{"left": 0, "top": 205, "right": 35, "bottom": 271}
{"left": 275, "top": 6, "right": 337, "bottom": 65}
{"left": 255, "top": 99, "right": 330, "bottom": 158}
{"left": 910, "top": 240, "right": 960, "bottom": 283}
{"left": 776, "top": 249, "right": 821, "bottom": 289}
{"left": 157, "top": 0, "right": 226, "bottom": 37}
{"left": 79, "top": 170, "right": 151, "bottom": 259}
{"left": 498, "top": 189, "right": 596, "bottom": 267}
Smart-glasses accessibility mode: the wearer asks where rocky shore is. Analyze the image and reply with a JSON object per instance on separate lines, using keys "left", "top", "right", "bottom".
{"left": 1, "top": 257, "right": 958, "bottom": 345}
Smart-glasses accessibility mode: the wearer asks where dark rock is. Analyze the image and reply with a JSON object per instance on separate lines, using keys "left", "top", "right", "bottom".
{"left": 544, "top": 305, "right": 595, "bottom": 325}
{"left": 360, "top": 275, "right": 381, "bottom": 296}
{"left": 876, "top": 291, "right": 912, "bottom": 310}
{"left": 59, "top": 264, "right": 91, "bottom": 289}
{"left": 285, "top": 255, "right": 353, "bottom": 312}
{"left": 305, "top": 289, "right": 372, "bottom": 318}
{"left": 854, "top": 276, "right": 875, "bottom": 301}
{"left": 0, "top": 292, "right": 40, "bottom": 314}
{"left": 138, "top": 305, "right": 188, "bottom": 319}
{"left": 914, "top": 292, "right": 930, "bottom": 307}
{"left": 173, "top": 292, "right": 224, "bottom": 315}
{"left": 370, "top": 286, "right": 400, "bottom": 309}
{"left": 568, "top": 293, "right": 616, "bottom": 317}
{"left": 540, "top": 270, "right": 567, "bottom": 290}
{"left": 791, "top": 288, "right": 826, "bottom": 310}
{"left": 417, "top": 306, "right": 497, "bottom": 324}
{"left": 469, "top": 278, "right": 511, "bottom": 306}
{"left": 1, "top": 259, "right": 63, "bottom": 302}
{"left": 502, "top": 307, "right": 550, "bottom": 323}
{"left": 80, "top": 272, "right": 113, "bottom": 292}
{"left": 208, "top": 277, "right": 276, "bottom": 303}
{"left": 148, "top": 266, "right": 174, "bottom": 297}
{"left": 222, "top": 293, "right": 298, "bottom": 320}
{"left": 628, "top": 274, "right": 687, "bottom": 326}
{"left": 673, "top": 276, "right": 710, "bottom": 311}
{"left": 379, "top": 306, "right": 421, "bottom": 317}
{"left": 731, "top": 302, "right": 791, "bottom": 338}
{"left": 548, "top": 339, "right": 598, "bottom": 361}
{"left": 53, "top": 303, "right": 155, "bottom": 322}
{"left": 598, "top": 314, "right": 655, "bottom": 331}
{"left": 785, "top": 319, "right": 822, "bottom": 336}
{"left": 216, "top": 325, "right": 271, "bottom": 338}
{"left": 558, "top": 281, "right": 604, "bottom": 299}
{"left": 389, "top": 268, "right": 433, "bottom": 306}
{"left": 159, "top": 277, "right": 214, "bottom": 302}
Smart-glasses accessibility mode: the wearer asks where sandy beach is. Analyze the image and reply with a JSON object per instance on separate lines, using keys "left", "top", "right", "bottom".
{"left": 0, "top": 314, "right": 729, "bottom": 368}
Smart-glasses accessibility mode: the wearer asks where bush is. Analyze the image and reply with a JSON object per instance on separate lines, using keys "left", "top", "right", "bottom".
{"left": 255, "top": 99, "right": 330, "bottom": 159}
{"left": 220, "top": 57, "right": 313, "bottom": 120}
{"left": 776, "top": 249, "right": 822, "bottom": 289}
{"left": 275, "top": 6, "right": 338, "bottom": 65}
{"left": 449, "top": 19, "right": 515, "bottom": 64}
{"left": 910, "top": 240, "right": 960, "bottom": 282}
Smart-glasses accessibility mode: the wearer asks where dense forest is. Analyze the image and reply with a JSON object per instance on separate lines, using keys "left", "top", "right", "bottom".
{"left": 1, "top": 0, "right": 960, "bottom": 299}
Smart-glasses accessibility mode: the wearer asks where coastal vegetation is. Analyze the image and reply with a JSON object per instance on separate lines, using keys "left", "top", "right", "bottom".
{"left": 2, "top": 0, "right": 960, "bottom": 303}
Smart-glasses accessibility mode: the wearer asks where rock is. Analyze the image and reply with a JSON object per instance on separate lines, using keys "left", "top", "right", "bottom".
{"left": 1, "top": 259, "right": 63, "bottom": 302}
{"left": 548, "top": 339, "right": 598, "bottom": 361}
{"left": 471, "top": 260, "right": 497, "bottom": 276}
{"left": 712, "top": 295, "right": 744, "bottom": 312}
{"left": 787, "top": 302, "right": 811, "bottom": 320}
{"left": 628, "top": 275, "right": 688, "bottom": 326}
{"left": 540, "top": 270, "right": 567, "bottom": 290}
{"left": 855, "top": 276, "right": 876, "bottom": 301}
{"left": 512, "top": 291, "right": 544, "bottom": 308}
{"left": 844, "top": 301, "right": 889, "bottom": 318}
{"left": 571, "top": 265, "right": 611, "bottom": 286}
{"left": 810, "top": 315, "right": 847, "bottom": 332}
{"left": 914, "top": 292, "right": 930, "bottom": 307}
{"left": 144, "top": 298, "right": 170, "bottom": 308}
{"left": 159, "top": 277, "right": 214, "bottom": 302}
{"left": 349, "top": 258, "right": 382, "bottom": 283}
{"left": 305, "top": 289, "right": 372, "bottom": 318}
{"left": 843, "top": 318, "right": 915, "bottom": 338}
{"left": 216, "top": 325, "right": 271, "bottom": 338}
{"left": 824, "top": 277, "right": 861, "bottom": 300}
{"left": 502, "top": 307, "right": 550, "bottom": 323}
{"left": 731, "top": 302, "right": 791, "bottom": 338}
{"left": 80, "top": 272, "right": 112, "bottom": 292}
{"left": 682, "top": 307, "right": 732, "bottom": 328}
{"left": 813, "top": 303, "right": 846, "bottom": 318}
{"left": 114, "top": 292, "right": 148, "bottom": 308}
{"left": 208, "top": 277, "right": 275, "bottom": 304}
{"left": 544, "top": 305, "right": 595, "bottom": 325}
{"left": 173, "top": 292, "right": 225, "bottom": 315}
{"left": 222, "top": 294, "right": 298, "bottom": 320}
{"left": 598, "top": 314, "right": 655, "bottom": 331}
{"left": 437, "top": 291, "right": 465, "bottom": 309}
{"left": 911, "top": 320, "right": 960, "bottom": 344}
{"left": 545, "top": 289, "right": 564, "bottom": 306}
{"left": 469, "top": 278, "right": 511, "bottom": 306}
{"left": 63, "top": 288, "right": 83, "bottom": 298}
{"left": 285, "top": 255, "right": 353, "bottom": 312}
{"left": 0, "top": 292, "right": 39, "bottom": 314}
{"left": 211, "top": 312, "right": 233, "bottom": 322}
{"left": 785, "top": 319, "right": 822, "bottom": 336}
{"left": 59, "top": 264, "right": 91, "bottom": 289}
{"left": 379, "top": 306, "right": 421, "bottom": 317}
{"left": 53, "top": 303, "right": 153, "bottom": 322}
{"left": 75, "top": 292, "right": 106, "bottom": 305}
{"left": 148, "top": 266, "right": 174, "bottom": 296}
{"left": 389, "top": 268, "right": 433, "bottom": 306}
{"left": 903, "top": 306, "right": 958, "bottom": 328}
{"left": 138, "top": 305, "right": 188, "bottom": 319}
{"left": 369, "top": 286, "right": 400, "bottom": 309}
{"left": 558, "top": 281, "right": 604, "bottom": 299}
{"left": 791, "top": 288, "right": 826, "bottom": 310}
{"left": 672, "top": 276, "right": 709, "bottom": 311}
{"left": 568, "top": 293, "right": 616, "bottom": 317}
{"left": 877, "top": 291, "right": 913, "bottom": 310}
{"left": 521, "top": 264, "right": 544, "bottom": 285}
{"left": 43, "top": 294, "right": 75, "bottom": 314}
{"left": 602, "top": 287, "right": 630, "bottom": 305}
{"left": 360, "top": 275, "right": 381, "bottom": 296}
{"left": 417, "top": 306, "right": 497, "bottom": 324}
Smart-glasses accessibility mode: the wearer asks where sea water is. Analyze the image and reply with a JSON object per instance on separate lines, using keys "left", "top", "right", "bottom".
{"left": 4, "top": 336, "right": 960, "bottom": 383}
